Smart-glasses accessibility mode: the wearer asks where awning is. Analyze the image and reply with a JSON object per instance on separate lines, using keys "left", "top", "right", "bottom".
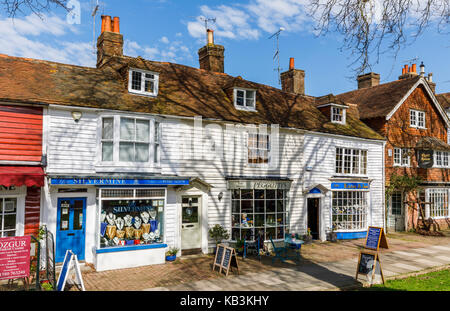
{"left": 0, "top": 167, "right": 45, "bottom": 187}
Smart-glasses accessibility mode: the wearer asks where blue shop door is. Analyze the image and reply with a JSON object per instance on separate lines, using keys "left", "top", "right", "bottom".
{"left": 56, "top": 198, "right": 86, "bottom": 262}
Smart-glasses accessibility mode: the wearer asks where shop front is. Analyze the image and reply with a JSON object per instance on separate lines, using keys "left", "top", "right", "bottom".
{"left": 330, "top": 181, "right": 371, "bottom": 239}
{"left": 227, "top": 178, "right": 292, "bottom": 242}
{"left": 0, "top": 167, "right": 45, "bottom": 238}
{"left": 48, "top": 176, "right": 189, "bottom": 271}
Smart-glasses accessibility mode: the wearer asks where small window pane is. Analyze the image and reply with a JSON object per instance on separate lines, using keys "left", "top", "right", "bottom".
{"left": 102, "top": 118, "right": 114, "bottom": 139}
{"left": 136, "top": 119, "right": 150, "bottom": 142}
{"left": 120, "top": 118, "right": 135, "bottom": 141}
{"left": 119, "top": 142, "right": 135, "bottom": 162}
{"left": 144, "top": 80, "right": 154, "bottom": 93}
{"left": 131, "top": 71, "right": 142, "bottom": 91}
{"left": 102, "top": 142, "right": 113, "bottom": 161}
{"left": 135, "top": 143, "right": 149, "bottom": 162}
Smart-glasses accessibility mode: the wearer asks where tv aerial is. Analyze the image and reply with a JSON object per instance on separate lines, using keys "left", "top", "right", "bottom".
{"left": 91, "top": 0, "right": 106, "bottom": 54}
{"left": 269, "top": 27, "right": 285, "bottom": 85}
{"left": 198, "top": 16, "right": 216, "bottom": 31}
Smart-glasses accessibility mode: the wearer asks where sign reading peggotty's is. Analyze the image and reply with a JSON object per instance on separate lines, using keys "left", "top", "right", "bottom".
{"left": 0, "top": 236, "right": 31, "bottom": 280}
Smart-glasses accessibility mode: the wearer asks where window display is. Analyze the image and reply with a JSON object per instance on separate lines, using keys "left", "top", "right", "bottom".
{"left": 231, "top": 189, "right": 288, "bottom": 241}
{"left": 99, "top": 188, "right": 165, "bottom": 248}
{"left": 332, "top": 191, "right": 367, "bottom": 231}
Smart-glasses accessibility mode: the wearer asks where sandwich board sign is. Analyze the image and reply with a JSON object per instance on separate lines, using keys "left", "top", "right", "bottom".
{"left": 364, "top": 226, "right": 388, "bottom": 251}
{"left": 56, "top": 250, "right": 85, "bottom": 291}
{"left": 212, "top": 244, "right": 239, "bottom": 276}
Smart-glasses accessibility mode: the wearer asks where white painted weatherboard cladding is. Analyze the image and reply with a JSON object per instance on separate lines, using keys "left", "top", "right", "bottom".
{"left": 46, "top": 108, "right": 98, "bottom": 174}
{"left": 303, "top": 133, "right": 385, "bottom": 232}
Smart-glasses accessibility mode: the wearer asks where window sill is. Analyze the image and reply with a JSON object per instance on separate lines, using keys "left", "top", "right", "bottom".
{"left": 95, "top": 243, "right": 167, "bottom": 254}
{"left": 234, "top": 106, "right": 257, "bottom": 112}
{"left": 95, "top": 164, "right": 161, "bottom": 173}
{"left": 128, "top": 90, "right": 158, "bottom": 97}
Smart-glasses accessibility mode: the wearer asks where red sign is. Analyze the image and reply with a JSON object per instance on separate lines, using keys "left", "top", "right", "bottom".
{"left": 0, "top": 236, "right": 31, "bottom": 280}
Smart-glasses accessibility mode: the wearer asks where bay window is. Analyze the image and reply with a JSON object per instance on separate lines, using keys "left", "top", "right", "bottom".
{"left": 100, "top": 116, "right": 160, "bottom": 165}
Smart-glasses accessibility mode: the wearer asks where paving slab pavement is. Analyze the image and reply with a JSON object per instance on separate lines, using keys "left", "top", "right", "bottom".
{"left": 143, "top": 242, "right": 450, "bottom": 291}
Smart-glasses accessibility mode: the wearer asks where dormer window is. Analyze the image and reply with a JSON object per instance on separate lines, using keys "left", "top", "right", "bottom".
{"left": 128, "top": 68, "right": 159, "bottom": 96}
{"left": 331, "top": 106, "right": 346, "bottom": 124}
{"left": 234, "top": 88, "right": 256, "bottom": 110}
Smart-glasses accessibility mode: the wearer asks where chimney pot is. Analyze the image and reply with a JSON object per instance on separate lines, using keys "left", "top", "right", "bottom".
{"left": 101, "top": 15, "right": 106, "bottom": 33}
{"left": 412, "top": 63, "right": 417, "bottom": 73}
{"left": 104, "top": 15, "right": 112, "bottom": 32}
{"left": 113, "top": 17, "right": 120, "bottom": 33}
{"left": 420, "top": 62, "right": 425, "bottom": 76}
{"left": 402, "top": 67, "right": 406, "bottom": 75}
{"left": 207, "top": 29, "right": 214, "bottom": 45}
{"left": 289, "top": 57, "right": 295, "bottom": 70}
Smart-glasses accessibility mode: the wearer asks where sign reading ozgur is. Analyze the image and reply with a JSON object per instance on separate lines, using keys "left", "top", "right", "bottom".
{"left": 0, "top": 236, "right": 31, "bottom": 280}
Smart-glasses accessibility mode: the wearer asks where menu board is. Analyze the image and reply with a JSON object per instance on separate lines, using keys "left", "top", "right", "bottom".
{"left": 212, "top": 244, "right": 239, "bottom": 276}
{"left": 0, "top": 236, "right": 31, "bottom": 280}
{"left": 365, "top": 226, "right": 388, "bottom": 251}
{"left": 213, "top": 244, "right": 225, "bottom": 272}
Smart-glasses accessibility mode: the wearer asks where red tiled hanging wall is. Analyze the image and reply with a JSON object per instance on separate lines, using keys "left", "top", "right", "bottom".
{"left": 24, "top": 186, "right": 41, "bottom": 236}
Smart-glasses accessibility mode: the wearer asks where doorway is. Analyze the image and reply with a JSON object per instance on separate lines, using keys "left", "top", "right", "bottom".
{"left": 56, "top": 198, "right": 86, "bottom": 262}
{"left": 307, "top": 198, "right": 320, "bottom": 239}
{"left": 181, "top": 196, "right": 202, "bottom": 252}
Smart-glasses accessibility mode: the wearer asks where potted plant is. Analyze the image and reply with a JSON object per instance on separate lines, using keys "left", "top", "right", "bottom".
{"left": 234, "top": 238, "right": 245, "bottom": 256}
{"left": 40, "top": 280, "right": 54, "bottom": 291}
{"left": 303, "top": 228, "right": 313, "bottom": 244}
{"left": 165, "top": 247, "right": 179, "bottom": 262}
{"left": 208, "top": 224, "right": 230, "bottom": 252}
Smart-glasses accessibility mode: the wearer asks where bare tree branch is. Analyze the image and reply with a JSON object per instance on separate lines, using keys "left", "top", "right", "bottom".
{"left": 307, "top": 0, "right": 450, "bottom": 76}
{"left": 2, "top": 0, "right": 69, "bottom": 18}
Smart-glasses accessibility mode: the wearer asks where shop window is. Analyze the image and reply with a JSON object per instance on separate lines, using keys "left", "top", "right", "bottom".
{"left": 428, "top": 189, "right": 449, "bottom": 218}
{"left": 99, "top": 188, "right": 165, "bottom": 248}
{"left": 332, "top": 191, "right": 367, "bottom": 231}
{"left": 0, "top": 198, "right": 17, "bottom": 237}
{"left": 248, "top": 133, "right": 270, "bottom": 165}
{"left": 335, "top": 147, "right": 367, "bottom": 175}
{"left": 100, "top": 116, "right": 160, "bottom": 165}
{"left": 231, "top": 189, "right": 288, "bottom": 241}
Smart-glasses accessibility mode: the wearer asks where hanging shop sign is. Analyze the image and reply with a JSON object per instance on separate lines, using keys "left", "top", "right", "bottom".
{"left": 0, "top": 236, "right": 31, "bottom": 280}
{"left": 227, "top": 180, "right": 291, "bottom": 190}
{"left": 51, "top": 178, "right": 190, "bottom": 186}
{"left": 417, "top": 150, "right": 434, "bottom": 168}
{"left": 331, "top": 182, "right": 369, "bottom": 190}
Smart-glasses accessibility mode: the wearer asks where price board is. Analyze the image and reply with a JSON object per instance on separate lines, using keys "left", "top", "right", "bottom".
{"left": 355, "top": 250, "right": 385, "bottom": 285}
{"left": 212, "top": 244, "right": 239, "bottom": 276}
{"left": 0, "top": 236, "right": 31, "bottom": 280}
{"left": 212, "top": 244, "right": 226, "bottom": 272}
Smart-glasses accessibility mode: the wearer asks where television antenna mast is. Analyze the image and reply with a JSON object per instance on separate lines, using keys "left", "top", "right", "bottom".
{"left": 198, "top": 16, "right": 216, "bottom": 30}
{"left": 402, "top": 56, "right": 419, "bottom": 65}
{"left": 269, "top": 27, "right": 285, "bottom": 85}
{"left": 91, "top": 0, "right": 105, "bottom": 54}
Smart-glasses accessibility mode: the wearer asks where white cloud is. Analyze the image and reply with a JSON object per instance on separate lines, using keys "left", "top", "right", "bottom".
{"left": 160, "top": 36, "right": 170, "bottom": 44}
{"left": 124, "top": 38, "right": 192, "bottom": 63}
{"left": 0, "top": 14, "right": 95, "bottom": 67}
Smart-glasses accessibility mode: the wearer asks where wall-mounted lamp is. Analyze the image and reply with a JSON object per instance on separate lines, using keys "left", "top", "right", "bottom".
{"left": 71, "top": 111, "right": 82, "bottom": 122}
{"left": 218, "top": 191, "right": 223, "bottom": 201}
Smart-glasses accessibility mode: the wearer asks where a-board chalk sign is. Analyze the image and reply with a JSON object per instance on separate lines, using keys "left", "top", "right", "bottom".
{"left": 212, "top": 244, "right": 226, "bottom": 272}
{"left": 364, "top": 226, "right": 388, "bottom": 251}
{"left": 355, "top": 251, "right": 385, "bottom": 285}
{"left": 56, "top": 250, "right": 85, "bottom": 291}
{"left": 212, "top": 244, "right": 239, "bottom": 276}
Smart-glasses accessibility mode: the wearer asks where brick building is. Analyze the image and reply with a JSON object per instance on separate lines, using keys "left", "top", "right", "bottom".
{"left": 337, "top": 65, "right": 450, "bottom": 232}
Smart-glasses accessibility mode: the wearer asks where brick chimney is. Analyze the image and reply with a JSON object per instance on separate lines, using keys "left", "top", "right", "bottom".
{"left": 280, "top": 57, "right": 305, "bottom": 95}
{"left": 198, "top": 29, "right": 225, "bottom": 73}
{"left": 97, "top": 15, "right": 123, "bottom": 68}
{"left": 357, "top": 72, "right": 380, "bottom": 89}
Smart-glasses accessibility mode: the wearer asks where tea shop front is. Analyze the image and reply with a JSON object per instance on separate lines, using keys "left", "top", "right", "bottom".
{"left": 46, "top": 176, "right": 190, "bottom": 271}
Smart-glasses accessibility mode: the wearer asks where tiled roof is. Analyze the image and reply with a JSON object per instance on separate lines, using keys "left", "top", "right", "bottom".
{"left": 336, "top": 77, "right": 421, "bottom": 119}
{"left": 437, "top": 92, "right": 450, "bottom": 109}
{"left": 0, "top": 53, "right": 383, "bottom": 140}
{"left": 415, "top": 136, "right": 450, "bottom": 151}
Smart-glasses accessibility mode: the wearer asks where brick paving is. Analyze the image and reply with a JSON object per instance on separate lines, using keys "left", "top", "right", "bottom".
{"left": 77, "top": 230, "right": 450, "bottom": 291}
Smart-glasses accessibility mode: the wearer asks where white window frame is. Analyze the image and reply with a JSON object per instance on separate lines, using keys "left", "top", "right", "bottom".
{"left": 97, "top": 115, "right": 161, "bottom": 168}
{"left": 0, "top": 191, "right": 25, "bottom": 238}
{"left": 426, "top": 188, "right": 449, "bottom": 219}
{"left": 389, "top": 191, "right": 403, "bottom": 216}
{"left": 128, "top": 68, "right": 159, "bottom": 96}
{"left": 247, "top": 132, "right": 270, "bottom": 167}
{"left": 335, "top": 147, "right": 368, "bottom": 176}
{"left": 434, "top": 151, "right": 450, "bottom": 168}
{"left": 331, "top": 190, "right": 368, "bottom": 231}
{"left": 393, "top": 147, "right": 410, "bottom": 167}
{"left": 410, "top": 109, "right": 426, "bottom": 129}
{"left": 234, "top": 88, "right": 256, "bottom": 111}
{"left": 331, "top": 106, "right": 346, "bottom": 125}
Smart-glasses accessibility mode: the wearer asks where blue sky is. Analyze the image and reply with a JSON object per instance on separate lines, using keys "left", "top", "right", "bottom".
{"left": 0, "top": 0, "right": 449, "bottom": 96}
